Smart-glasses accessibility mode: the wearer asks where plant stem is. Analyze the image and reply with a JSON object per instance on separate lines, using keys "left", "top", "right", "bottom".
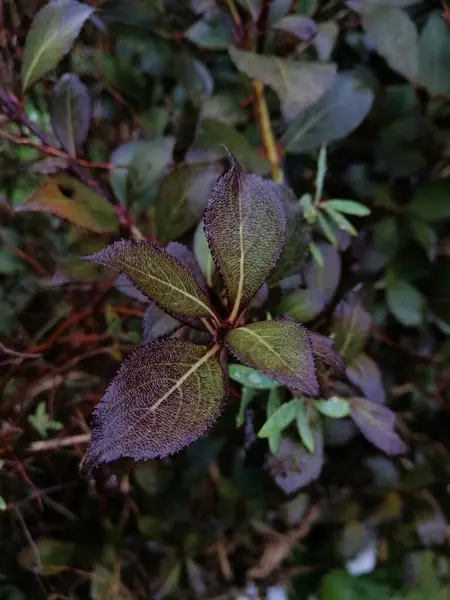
{"left": 225, "top": 0, "right": 241, "bottom": 26}
{"left": 252, "top": 79, "right": 283, "bottom": 183}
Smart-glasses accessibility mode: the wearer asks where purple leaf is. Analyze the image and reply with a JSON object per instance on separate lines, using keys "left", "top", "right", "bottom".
{"left": 85, "top": 239, "right": 217, "bottom": 321}
{"left": 82, "top": 340, "right": 227, "bottom": 475}
{"left": 51, "top": 73, "right": 92, "bottom": 157}
{"left": 226, "top": 319, "right": 319, "bottom": 396}
{"left": 346, "top": 353, "right": 385, "bottom": 404}
{"left": 114, "top": 274, "right": 148, "bottom": 303}
{"left": 142, "top": 302, "right": 180, "bottom": 344}
{"left": 204, "top": 153, "right": 286, "bottom": 321}
{"left": 166, "top": 242, "right": 207, "bottom": 292}
{"left": 273, "top": 15, "right": 318, "bottom": 42}
{"left": 310, "top": 331, "right": 345, "bottom": 376}
{"left": 332, "top": 296, "right": 371, "bottom": 361}
{"left": 267, "top": 434, "right": 324, "bottom": 494}
{"left": 350, "top": 397, "right": 406, "bottom": 456}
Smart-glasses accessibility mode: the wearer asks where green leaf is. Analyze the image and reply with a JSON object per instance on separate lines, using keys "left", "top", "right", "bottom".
{"left": 319, "top": 569, "right": 391, "bottom": 600}
{"left": 109, "top": 141, "right": 145, "bottom": 204}
{"left": 236, "top": 387, "right": 256, "bottom": 427}
{"left": 346, "top": 353, "right": 385, "bottom": 405}
{"left": 15, "top": 175, "right": 118, "bottom": 233}
{"left": 28, "top": 402, "right": 64, "bottom": 438}
{"left": 0, "top": 496, "right": 6, "bottom": 511}
{"left": 322, "top": 199, "right": 371, "bottom": 216}
{"left": 185, "top": 8, "right": 233, "bottom": 50}
{"left": 21, "top": 0, "right": 94, "bottom": 91}
{"left": 409, "top": 220, "right": 437, "bottom": 261}
{"left": 331, "top": 296, "right": 372, "bottom": 362}
{"left": 229, "top": 46, "right": 336, "bottom": 120}
{"left": 228, "top": 364, "right": 279, "bottom": 389}
{"left": 322, "top": 205, "right": 357, "bottom": 236}
{"left": 50, "top": 73, "right": 91, "bottom": 157}
{"left": 296, "top": 400, "right": 316, "bottom": 453}
{"left": 194, "top": 220, "right": 215, "bottom": 287}
{"left": 85, "top": 240, "right": 217, "bottom": 320}
{"left": 350, "top": 397, "right": 406, "bottom": 455}
{"left": 258, "top": 398, "right": 300, "bottom": 438}
{"left": 126, "top": 138, "right": 175, "bottom": 207}
{"left": 204, "top": 154, "right": 286, "bottom": 321}
{"left": 82, "top": 340, "right": 226, "bottom": 474}
{"left": 153, "top": 162, "right": 223, "bottom": 244}
{"left": 315, "top": 397, "right": 351, "bottom": 419}
{"left": 386, "top": 279, "right": 425, "bottom": 327}
{"left": 408, "top": 179, "right": 450, "bottom": 222}
{"left": 418, "top": 11, "right": 450, "bottom": 96}
{"left": 361, "top": 6, "right": 418, "bottom": 82}
{"left": 283, "top": 72, "right": 374, "bottom": 152}
{"left": 316, "top": 210, "right": 339, "bottom": 246}
{"left": 267, "top": 387, "right": 283, "bottom": 453}
{"left": 226, "top": 319, "right": 319, "bottom": 396}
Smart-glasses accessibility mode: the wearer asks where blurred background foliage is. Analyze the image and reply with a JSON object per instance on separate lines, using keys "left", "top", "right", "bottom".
{"left": 0, "top": 0, "right": 450, "bottom": 598}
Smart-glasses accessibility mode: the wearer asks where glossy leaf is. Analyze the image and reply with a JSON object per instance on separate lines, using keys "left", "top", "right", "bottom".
{"left": 346, "top": 353, "right": 385, "bottom": 405}
{"left": 418, "top": 11, "right": 450, "bottom": 96}
{"left": 331, "top": 297, "right": 372, "bottom": 362}
{"left": 21, "top": 0, "right": 94, "bottom": 91}
{"left": 228, "top": 364, "right": 279, "bottom": 390}
{"left": 226, "top": 319, "right": 319, "bottom": 396}
{"left": 386, "top": 279, "right": 425, "bottom": 327}
{"left": 153, "top": 162, "right": 223, "bottom": 244}
{"left": 142, "top": 303, "right": 180, "bottom": 344}
{"left": 283, "top": 72, "right": 374, "bottom": 152}
{"left": 204, "top": 154, "right": 286, "bottom": 320}
{"left": 258, "top": 398, "right": 299, "bottom": 438}
{"left": 82, "top": 340, "right": 226, "bottom": 474}
{"left": 361, "top": 6, "right": 418, "bottom": 82}
{"left": 229, "top": 46, "right": 336, "bottom": 119}
{"left": 50, "top": 73, "right": 91, "bottom": 157}
{"left": 315, "top": 397, "right": 351, "bottom": 419}
{"left": 310, "top": 332, "right": 345, "bottom": 375}
{"left": 350, "top": 397, "right": 406, "bottom": 455}
{"left": 15, "top": 175, "right": 118, "bottom": 233}
{"left": 85, "top": 240, "right": 216, "bottom": 320}
{"left": 296, "top": 401, "right": 316, "bottom": 453}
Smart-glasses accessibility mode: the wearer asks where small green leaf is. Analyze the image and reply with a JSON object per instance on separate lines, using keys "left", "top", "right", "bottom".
{"left": 204, "top": 154, "right": 286, "bottom": 321}
{"left": 322, "top": 199, "right": 371, "bottom": 216}
{"left": 408, "top": 179, "right": 450, "bottom": 222}
{"left": 322, "top": 204, "right": 357, "bottom": 236}
{"left": 28, "top": 402, "right": 63, "bottom": 438}
{"left": 126, "top": 138, "right": 174, "bottom": 207}
{"left": 236, "top": 387, "right": 256, "bottom": 427}
{"left": 258, "top": 398, "right": 300, "bottom": 438}
{"left": 315, "top": 145, "right": 328, "bottom": 202}
{"left": 296, "top": 400, "right": 316, "bottom": 453}
{"left": 267, "top": 387, "right": 284, "bottom": 453}
{"left": 315, "top": 397, "right": 351, "bottom": 419}
{"left": 15, "top": 175, "right": 118, "bottom": 233}
{"left": 0, "top": 496, "right": 7, "bottom": 511}
{"left": 85, "top": 240, "right": 216, "bottom": 320}
{"left": 229, "top": 46, "right": 336, "bottom": 120}
{"left": 227, "top": 319, "right": 319, "bottom": 396}
{"left": 386, "top": 279, "right": 425, "bottom": 327}
{"left": 109, "top": 141, "right": 145, "bottom": 204}
{"left": 82, "top": 341, "right": 226, "bottom": 474}
{"left": 21, "top": 0, "right": 94, "bottom": 91}
{"left": 316, "top": 210, "right": 338, "bottom": 246}
{"left": 194, "top": 220, "right": 215, "bottom": 287}
{"left": 104, "top": 304, "right": 121, "bottom": 341}
{"left": 50, "top": 73, "right": 91, "bottom": 157}
{"left": 185, "top": 8, "right": 233, "bottom": 50}
{"left": 309, "top": 241, "right": 324, "bottom": 266}
{"left": 418, "top": 11, "right": 450, "bottom": 96}
{"left": 228, "top": 364, "right": 279, "bottom": 390}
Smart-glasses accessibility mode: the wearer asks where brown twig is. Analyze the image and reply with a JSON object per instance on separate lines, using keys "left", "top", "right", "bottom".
{"left": 27, "top": 433, "right": 91, "bottom": 453}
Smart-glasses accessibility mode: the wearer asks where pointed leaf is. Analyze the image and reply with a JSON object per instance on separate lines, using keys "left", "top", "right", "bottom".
{"left": 315, "top": 397, "right": 351, "bottom": 419}
{"left": 331, "top": 297, "right": 372, "bottom": 362}
{"left": 386, "top": 279, "right": 425, "bottom": 327}
{"left": 204, "top": 155, "right": 286, "bottom": 320}
{"left": 15, "top": 175, "right": 118, "bottom": 233}
{"left": 229, "top": 46, "right": 336, "bottom": 119}
{"left": 267, "top": 387, "right": 284, "bottom": 453}
{"left": 228, "top": 364, "right": 278, "bottom": 390}
{"left": 236, "top": 387, "right": 256, "bottom": 427}
{"left": 310, "top": 332, "right": 345, "bottom": 375}
{"left": 283, "top": 72, "right": 374, "bottom": 153}
{"left": 258, "top": 398, "right": 300, "bottom": 438}
{"left": 83, "top": 340, "right": 226, "bottom": 473}
{"left": 50, "top": 73, "right": 91, "bottom": 157}
{"left": 296, "top": 401, "right": 316, "bottom": 453}
{"left": 21, "top": 0, "right": 94, "bottom": 91}
{"left": 142, "top": 302, "right": 180, "bottom": 344}
{"left": 418, "top": 11, "right": 450, "bottom": 96}
{"left": 85, "top": 240, "right": 216, "bottom": 320}
{"left": 408, "top": 179, "right": 450, "bottom": 223}
{"left": 350, "top": 397, "right": 406, "bottom": 456}
{"left": 346, "top": 353, "right": 385, "bottom": 404}
{"left": 322, "top": 199, "right": 371, "bottom": 216}
{"left": 194, "top": 220, "right": 215, "bottom": 287}
{"left": 226, "top": 319, "right": 319, "bottom": 396}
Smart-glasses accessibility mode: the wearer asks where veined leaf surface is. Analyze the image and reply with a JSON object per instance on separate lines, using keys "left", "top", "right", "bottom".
{"left": 226, "top": 319, "right": 319, "bottom": 396}
{"left": 204, "top": 154, "right": 286, "bottom": 321}
{"left": 83, "top": 340, "right": 226, "bottom": 474}
{"left": 85, "top": 239, "right": 217, "bottom": 320}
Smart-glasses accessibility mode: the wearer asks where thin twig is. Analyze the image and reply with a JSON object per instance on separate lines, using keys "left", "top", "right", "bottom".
{"left": 252, "top": 79, "right": 283, "bottom": 183}
{"left": 0, "top": 342, "right": 41, "bottom": 359}
{"left": 28, "top": 433, "right": 91, "bottom": 453}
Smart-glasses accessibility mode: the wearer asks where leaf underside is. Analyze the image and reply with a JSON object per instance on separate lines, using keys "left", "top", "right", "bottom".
{"left": 226, "top": 319, "right": 319, "bottom": 396}
{"left": 82, "top": 340, "right": 227, "bottom": 475}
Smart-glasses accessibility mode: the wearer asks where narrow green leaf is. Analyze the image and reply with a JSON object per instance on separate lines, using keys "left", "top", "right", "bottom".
{"left": 309, "top": 241, "right": 324, "bottom": 266}
{"left": 322, "top": 205, "right": 357, "bottom": 236}
{"left": 296, "top": 401, "right": 316, "bottom": 453}
{"left": 228, "top": 364, "right": 279, "bottom": 390}
{"left": 85, "top": 240, "right": 217, "bottom": 320}
{"left": 386, "top": 279, "right": 425, "bottom": 327}
{"left": 50, "top": 73, "right": 91, "bottom": 157}
{"left": 418, "top": 11, "right": 450, "bottom": 96}
{"left": 226, "top": 319, "right": 319, "bottom": 396}
{"left": 229, "top": 46, "right": 336, "bottom": 120}
{"left": 322, "top": 199, "right": 371, "bottom": 216}
{"left": 236, "top": 387, "right": 256, "bottom": 427}
{"left": 0, "top": 496, "right": 6, "bottom": 511}
{"left": 82, "top": 341, "right": 226, "bottom": 474}
{"left": 331, "top": 296, "right": 372, "bottom": 362}
{"left": 258, "top": 398, "right": 300, "bottom": 438}
{"left": 315, "top": 397, "right": 351, "bottom": 419}
{"left": 21, "top": 0, "right": 94, "bottom": 91}
{"left": 15, "top": 175, "right": 118, "bottom": 233}
{"left": 267, "top": 387, "right": 284, "bottom": 453}
{"left": 194, "top": 220, "right": 215, "bottom": 287}
{"left": 204, "top": 154, "right": 286, "bottom": 321}
{"left": 316, "top": 210, "right": 338, "bottom": 246}
{"left": 315, "top": 145, "right": 327, "bottom": 202}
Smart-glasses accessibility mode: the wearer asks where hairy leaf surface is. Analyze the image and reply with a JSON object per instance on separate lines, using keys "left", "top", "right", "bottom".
{"left": 83, "top": 340, "right": 226, "bottom": 474}
{"left": 85, "top": 240, "right": 216, "bottom": 320}
{"left": 204, "top": 155, "right": 286, "bottom": 321}
{"left": 226, "top": 319, "right": 319, "bottom": 396}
